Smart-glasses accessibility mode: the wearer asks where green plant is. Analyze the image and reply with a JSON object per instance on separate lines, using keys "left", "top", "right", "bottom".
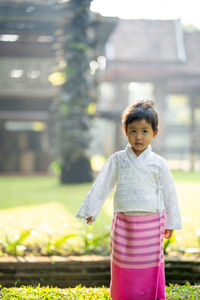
{"left": 0, "top": 283, "right": 199, "bottom": 299}
{"left": 0, "top": 226, "right": 110, "bottom": 256}
{"left": 81, "top": 226, "right": 110, "bottom": 255}
{"left": 4, "top": 229, "right": 32, "bottom": 256}
{"left": 50, "top": 161, "right": 61, "bottom": 176}
{"left": 44, "top": 233, "right": 78, "bottom": 255}
{"left": 166, "top": 282, "right": 200, "bottom": 299}
{"left": 163, "top": 232, "right": 176, "bottom": 255}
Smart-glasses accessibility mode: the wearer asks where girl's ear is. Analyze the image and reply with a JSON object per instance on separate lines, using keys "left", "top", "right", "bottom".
{"left": 153, "top": 129, "right": 159, "bottom": 137}
{"left": 123, "top": 127, "right": 127, "bottom": 136}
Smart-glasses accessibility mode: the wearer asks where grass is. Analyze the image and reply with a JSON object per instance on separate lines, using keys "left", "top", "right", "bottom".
{"left": 0, "top": 170, "right": 200, "bottom": 252}
{"left": 171, "top": 171, "right": 200, "bottom": 250}
{"left": 0, "top": 283, "right": 199, "bottom": 299}
{"left": 0, "top": 176, "right": 111, "bottom": 255}
{"left": 171, "top": 170, "right": 200, "bottom": 184}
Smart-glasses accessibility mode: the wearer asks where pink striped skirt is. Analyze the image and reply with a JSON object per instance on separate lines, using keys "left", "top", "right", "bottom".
{"left": 110, "top": 211, "right": 166, "bottom": 300}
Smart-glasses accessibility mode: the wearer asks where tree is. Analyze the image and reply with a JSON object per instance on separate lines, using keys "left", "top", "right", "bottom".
{"left": 52, "top": 0, "right": 94, "bottom": 183}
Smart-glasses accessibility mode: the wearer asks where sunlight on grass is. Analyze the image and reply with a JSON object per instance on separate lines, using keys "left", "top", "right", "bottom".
{"left": 0, "top": 172, "right": 200, "bottom": 251}
{"left": 174, "top": 183, "right": 200, "bottom": 249}
{"left": 0, "top": 202, "right": 82, "bottom": 244}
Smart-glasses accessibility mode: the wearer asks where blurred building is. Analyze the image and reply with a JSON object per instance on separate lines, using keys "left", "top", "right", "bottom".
{"left": 0, "top": 1, "right": 60, "bottom": 173}
{"left": 0, "top": 0, "right": 114, "bottom": 173}
{"left": 0, "top": 2, "right": 200, "bottom": 172}
{"left": 95, "top": 19, "right": 200, "bottom": 171}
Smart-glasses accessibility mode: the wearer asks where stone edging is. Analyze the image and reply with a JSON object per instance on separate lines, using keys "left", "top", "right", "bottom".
{"left": 0, "top": 256, "right": 199, "bottom": 287}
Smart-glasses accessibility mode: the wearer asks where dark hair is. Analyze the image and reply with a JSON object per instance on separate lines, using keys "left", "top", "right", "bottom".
{"left": 122, "top": 99, "right": 158, "bottom": 134}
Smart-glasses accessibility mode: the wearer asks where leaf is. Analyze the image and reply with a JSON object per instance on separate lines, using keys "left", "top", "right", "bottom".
{"left": 52, "top": 234, "right": 79, "bottom": 248}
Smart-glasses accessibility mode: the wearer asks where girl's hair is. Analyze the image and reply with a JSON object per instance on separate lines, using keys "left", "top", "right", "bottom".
{"left": 122, "top": 99, "right": 158, "bottom": 134}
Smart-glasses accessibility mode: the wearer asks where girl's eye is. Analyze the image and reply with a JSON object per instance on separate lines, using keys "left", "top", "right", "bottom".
{"left": 143, "top": 130, "right": 148, "bottom": 134}
{"left": 131, "top": 130, "right": 136, "bottom": 133}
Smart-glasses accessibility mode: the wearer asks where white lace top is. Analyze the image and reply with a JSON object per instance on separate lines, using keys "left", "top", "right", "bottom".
{"left": 76, "top": 144, "right": 182, "bottom": 230}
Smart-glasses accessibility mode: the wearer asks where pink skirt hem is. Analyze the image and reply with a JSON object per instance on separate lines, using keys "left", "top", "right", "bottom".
{"left": 110, "top": 212, "right": 166, "bottom": 300}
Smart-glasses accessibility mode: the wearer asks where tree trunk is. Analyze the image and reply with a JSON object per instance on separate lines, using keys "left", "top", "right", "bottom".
{"left": 54, "top": 0, "right": 93, "bottom": 183}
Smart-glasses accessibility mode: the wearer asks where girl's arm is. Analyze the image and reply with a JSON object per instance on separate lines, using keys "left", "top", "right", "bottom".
{"left": 76, "top": 154, "right": 117, "bottom": 224}
{"left": 159, "top": 158, "right": 182, "bottom": 230}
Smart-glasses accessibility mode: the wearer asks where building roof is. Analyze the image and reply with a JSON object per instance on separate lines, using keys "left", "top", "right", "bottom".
{"left": 106, "top": 19, "right": 186, "bottom": 63}
{"left": 104, "top": 18, "right": 200, "bottom": 88}
{"left": 181, "top": 31, "right": 200, "bottom": 75}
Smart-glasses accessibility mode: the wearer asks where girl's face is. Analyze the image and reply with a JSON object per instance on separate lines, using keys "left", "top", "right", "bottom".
{"left": 126, "top": 119, "right": 158, "bottom": 157}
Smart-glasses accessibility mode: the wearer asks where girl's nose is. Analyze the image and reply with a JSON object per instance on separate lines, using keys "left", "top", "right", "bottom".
{"left": 136, "top": 133, "right": 142, "bottom": 139}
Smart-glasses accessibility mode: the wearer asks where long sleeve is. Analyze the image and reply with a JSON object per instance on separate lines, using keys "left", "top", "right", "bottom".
{"left": 159, "top": 159, "right": 182, "bottom": 230}
{"left": 76, "top": 154, "right": 117, "bottom": 224}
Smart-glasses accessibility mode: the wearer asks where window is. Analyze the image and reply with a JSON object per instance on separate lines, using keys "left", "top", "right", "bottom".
{"left": 194, "top": 108, "right": 200, "bottom": 125}
{"left": 0, "top": 34, "right": 19, "bottom": 42}
{"left": 165, "top": 94, "right": 190, "bottom": 125}
{"left": 5, "top": 122, "right": 46, "bottom": 132}
{"left": 128, "top": 82, "right": 154, "bottom": 104}
{"left": 10, "top": 69, "right": 24, "bottom": 78}
{"left": 98, "top": 82, "right": 114, "bottom": 110}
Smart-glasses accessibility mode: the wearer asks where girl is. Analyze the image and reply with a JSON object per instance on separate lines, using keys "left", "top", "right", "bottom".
{"left": 76, "top": 100, "right": 182, "bottom": 300}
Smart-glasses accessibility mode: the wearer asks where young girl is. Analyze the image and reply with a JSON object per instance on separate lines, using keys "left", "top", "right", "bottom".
{"left": 76, "top": 100, "right": 182, "bottom": 300}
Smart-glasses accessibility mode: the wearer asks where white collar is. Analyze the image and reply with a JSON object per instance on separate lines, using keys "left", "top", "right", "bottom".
{"left": 125, "top": 143, "right": 152, "bottom": 160}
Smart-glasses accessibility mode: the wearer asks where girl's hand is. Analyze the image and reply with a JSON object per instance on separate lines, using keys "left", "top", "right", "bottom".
{"left": 164, "top": 229, "right": 173, "bottom": 239}
{"left": 86, "top": 216, "right": 93, "bottom": 224}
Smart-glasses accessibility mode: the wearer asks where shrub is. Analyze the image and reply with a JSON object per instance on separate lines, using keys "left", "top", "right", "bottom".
{"left": 0, "top": 283, "right": 199, "bottom": 299}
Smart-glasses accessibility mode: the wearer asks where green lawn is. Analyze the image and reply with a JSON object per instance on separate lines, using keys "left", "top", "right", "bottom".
{"left": 0, "top": 171, "right": 200, "bottom": 252}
